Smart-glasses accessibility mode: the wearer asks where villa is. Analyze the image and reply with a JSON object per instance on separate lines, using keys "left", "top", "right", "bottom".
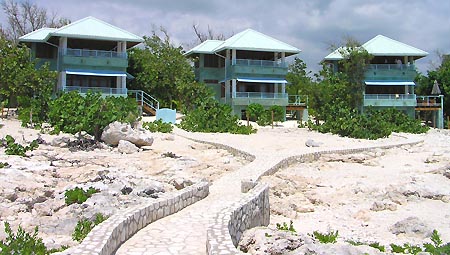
{"left": 323, "top": 35, "right": 444, "bottom": 128}
{"left": 19, "top": 16, "right": 143, "bottom": 97}
{"left": 185, "top": 29, "right": 304, "bottom": 120}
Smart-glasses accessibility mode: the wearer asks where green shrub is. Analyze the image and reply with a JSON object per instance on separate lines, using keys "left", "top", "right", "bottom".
{"left": 308, "top": 104, "right": 428, "bottom": 139}
{"left": 64, "top": 187, "right": 99, "bottom": 205}
{"left": 48, "top": 91, "right": 139, "bottom": 140}
{"left": 0, "top": 162, "right": 9, "bottom": 168}
{"left": 72, "top": 213, "right": 107, "bottom": 242}
{"left": 276, "top": 220, "right": 296, "bottom": 233}
{"left": 390, "top": 243, "right": 422, "bottom": 254}
{"left": 312, "top": 230, "right": 339, "bottom": 244}
{"left": 142, "top": 119, "right": 173, "bottom": 133}
{"left": 269, "top": 105, "right": 284, "bottom": 123}
{"left": 0, "top": 222, "right": 48, "bottom": 255}
{"left": 423, "top": 230, "right": 450, "bottom": 255}
{"left": 247, "top": 103, "right": 285, "bottom": 126}
{"left": 347, "top": 240, "right": 385, "bottom": 252}
{"left": 179, "top": 100, "right": 255, "bottom": 134}
{"left": 2, "top": 135, "right": 39, "bottom": 156}
{"left": 247, "top": 103, "right": 265, "bottom": 121}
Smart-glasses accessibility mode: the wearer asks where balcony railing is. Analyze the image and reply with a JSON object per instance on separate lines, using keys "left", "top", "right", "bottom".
{"left": 63, "top": 86, "right": 128, "bottom": 95}
{"left": 416, "top": 95, "right": 443, "bottom": 107}
{"left": 367, "top": 64, "right": 415, "bottom": 71}
{"left": 234, "top": 92, "right": 288, "bottom": 99}
{"left": 364, "top": 94, "right": 416, "bottom": 100}
{"left": 288, "top": 95, "right": 308, "bottom": 106}
{"left": 63, "top": 48, "right": 127, "bottom": 59}
{"left": 233, "top": 59, "right": 287, "bottom": 68}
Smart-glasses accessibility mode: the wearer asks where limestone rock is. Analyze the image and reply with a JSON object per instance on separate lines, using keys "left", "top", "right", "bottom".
{"left": 370, "top": 201, "right": 397, "bottom": 211}
{"left": 101, "top": 121, "right": 154, "bottom": 147}
{"left": 305, "top": 139, "right": 322, "bottom": 147}
{"left": 169, "top": 178, "right": 193, "bottom": 190}
{"left": 118, "top": 140, "right": 139, "bottom": 154}
{"left": 390, "top": 217, "right": 432, "bottom": 237}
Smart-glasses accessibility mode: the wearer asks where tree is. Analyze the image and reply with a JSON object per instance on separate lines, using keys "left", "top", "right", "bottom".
{"left": 127, "top": 28, "right": 212, "bottom": 112}
{"left": 192, "top": 24, "right": 226, "bottom": 43}
{"left": 1, "top": 0, "right": 69, "bottom": 42}
{"left": 0, "top": 37, "right": 56, "bottom": 122}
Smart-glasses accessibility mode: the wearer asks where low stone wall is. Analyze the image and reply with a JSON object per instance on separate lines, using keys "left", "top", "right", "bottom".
{"left": 57, "top": 181, "right": 209, "bottom": 255}
{"left": 206, "top": 182, "right": 269, "bottom": 255}
{"left": 256, "top": 140, "right": 423, "bottom": 181}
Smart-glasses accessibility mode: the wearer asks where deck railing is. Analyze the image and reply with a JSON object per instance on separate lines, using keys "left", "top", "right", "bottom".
{"left": 367, "top": 64, "right": 415, "bottom": 70}
{"left": 128, "top": 90, "right": 160, "bottom": 113}
{"left": 364, "top": 94, "right": 416, "bottom": 100}
{"left": 63, "top": 86, "right": 128, "bottom": 95}
{"left": 288, "top": 95, "right": 308, "bottom": 106}
{"left": 63, "top": 48, "right": 127, "bottom": 59}
{"left": 416, "top": 95, "right": 443, "bottom": 107}
{"left": 234, "top": 92, "right": 288, "bottom": 99}
{"left": 233, "top": 59, "right": 287, "bottom": 68}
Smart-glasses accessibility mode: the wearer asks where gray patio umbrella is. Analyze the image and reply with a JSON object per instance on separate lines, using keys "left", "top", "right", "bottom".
{"left": 431, "top": 80, "right": 442, "bottom": 95}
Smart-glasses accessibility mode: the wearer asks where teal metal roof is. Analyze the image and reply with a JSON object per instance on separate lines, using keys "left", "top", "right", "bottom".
{"left": 324, "top": 35, "right": 428, "bottom": 61}
{"left": 19, "top": 28, "right": 56, "bottom": 42}
{"left": 19, "top": 16, "right": 143, "bottom": 46}
{"left": 185, "top": 29, "right": 301, "bottom": 56}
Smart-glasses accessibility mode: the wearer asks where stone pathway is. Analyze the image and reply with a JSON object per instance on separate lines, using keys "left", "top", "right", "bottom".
{"left": 115, "top": 128, "right": 421, "bottom": 255}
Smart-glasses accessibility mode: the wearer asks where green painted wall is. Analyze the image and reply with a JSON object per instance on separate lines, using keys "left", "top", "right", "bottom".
{"left": 61, "top": 55, "right": 127, "bottom": 71}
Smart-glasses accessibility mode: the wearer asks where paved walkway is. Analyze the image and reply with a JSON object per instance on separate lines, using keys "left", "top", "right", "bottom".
{"left": 115, "top": 128, "right": 420, "bottom": 255}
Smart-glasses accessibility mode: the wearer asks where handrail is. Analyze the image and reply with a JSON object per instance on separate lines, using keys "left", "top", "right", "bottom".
{"left": 233, "top": 59, "right": 287, "bottom": 68}
{"left": 234, "top": 92, "right": 287, "bottom": 99}
{"left": 416, "top": 95, "right": 443, "bottom": 107}
{"left": 367, "top": 64, "right": 415, "bottom": 71}
{"left": 364, "top": 94, "right": 416, "bottom": 100}
{"left": 128, "top": 90, "right": 160, "bottom": 113}
{"left": 288, "top": 95, "right": 308, "bottom": 106}
{"left": 63, "top": 86, "right": 127, "bottom": 95}
{"left": 63, "top": 48, "right": 127, "bottom": 59}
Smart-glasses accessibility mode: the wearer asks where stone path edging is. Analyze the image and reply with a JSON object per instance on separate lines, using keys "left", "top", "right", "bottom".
{"left": 56, "top": 181, "right": 209, "bottom": 255}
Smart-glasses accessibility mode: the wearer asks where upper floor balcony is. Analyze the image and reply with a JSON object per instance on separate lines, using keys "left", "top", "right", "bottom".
{"left": 60, "top": 48, "right": 128, "bottom": 70}
{"left": 365, "top": 64, "right": 417, "bottom": 81}
{"left": 228, "top": 59, "right": 288, "bottom": 78}
{"left": 231, "top": 92, "right": 288, "bottom": 106}
{"left": 363, "top": 94, "right": 417, "bottom": 107}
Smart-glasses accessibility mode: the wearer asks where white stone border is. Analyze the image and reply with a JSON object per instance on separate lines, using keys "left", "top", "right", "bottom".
{"left": 56, "top": 181, "right": 209, "bottom": 255}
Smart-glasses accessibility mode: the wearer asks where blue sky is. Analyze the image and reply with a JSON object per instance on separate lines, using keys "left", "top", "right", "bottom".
{"left": 1, "top": 0, "right": 449, "bottom": 74}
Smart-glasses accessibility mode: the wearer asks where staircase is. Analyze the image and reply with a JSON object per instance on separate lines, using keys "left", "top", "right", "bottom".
{"left": 128, "top": 90, "right": 159, "bottom": 116}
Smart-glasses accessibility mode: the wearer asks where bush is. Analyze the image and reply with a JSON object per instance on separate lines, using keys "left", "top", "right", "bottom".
{"left": 0, "top": 222, "right": 48, "bottom": 255}
{"left": 423, "top": 230, "right": 450, "bottom": 255}
{"left": 48, "top": 91, "right": 139, "bottom": 140}
{"left": 179, "top": 100, "right": 255, "bottom": 134}
{"left": 308, "top": 104, "right": 428, "bottom": 139}
{"left": 72, "top": 213, "right": 108, "bottom": 242}
{"left": 2, "top": 135, "right": 39, "bottom": 156}
{"left": 64, "top": 187, "right": 99, "bottom": 205}
{"left": 0, "top": 162, "right": 9, "bottom": 168}
{"left": 142, "top": 119, "right": 173, "bottom": 133}
{"left": 312, "top": 230, "right": 339, "bottom": 244}
{"left": 247, "top": 103, "right": 265, "bottom": 121}
{"left": 247, "top": 103, "right": 285, "bottom": 126}
{"left": 276, "top": 220, "right": 296, "bottom": 233}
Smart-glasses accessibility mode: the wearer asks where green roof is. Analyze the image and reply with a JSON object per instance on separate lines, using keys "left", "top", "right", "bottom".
{"left": 185, "top": 29, "right": 301, "bottom": 56}
{"left": 324, "top": 35, "right": 428, "bottom": 60}
{"left": 19, "top": 16, "right": 143, "bottom": 46}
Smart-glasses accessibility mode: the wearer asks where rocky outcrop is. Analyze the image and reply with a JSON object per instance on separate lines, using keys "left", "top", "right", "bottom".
{"left": 118, "top": 140, "right": 139, "bottom": 154}
{"left": 389, "top": 217, "right": 432, "bottom": 237}
{"left": 101, "top": 121, "right": 153, "bottom": 147}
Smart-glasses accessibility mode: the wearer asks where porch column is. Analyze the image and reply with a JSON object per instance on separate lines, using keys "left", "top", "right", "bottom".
{"left": 274, "top": 83, "right": 279, "bottom": 95}
{"left": 281, "top": 52, "right": 286, "bottom": 66}
{"left": 232, "top": 49, "right": 236, "bottom": 65}
{"left": 232, "top": 79, "right": 237, "bottom": 98}
{"left": 59, "top": 37, "right": 67, "bottom": 55}
{"left": 274, "top": 52, "right": 278, "bottom": 61}
{"left": 225, "top": 80, "right": 231, "bottom": 103}
{"left": 58, "top": 71, "right": 66, "bottom": 91}
{"left": 281, "top": 83, "right": 286, "bottom": 94}
{"left": 404, "top": 56, "right": 408, "bottom": 66}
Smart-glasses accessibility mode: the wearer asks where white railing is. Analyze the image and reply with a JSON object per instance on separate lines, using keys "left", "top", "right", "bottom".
{"left": 233, "top": 59, "right": 287, "bottom": 68}
{"left": 63, "top": 86, "right": 128, "bottom": 95}
{"left": 416, "top": 95, "right": 443, "bottom": 107}
{"left": 234, "top": 92, "right": 288, "bottom": 99}
{"left": 364, "top": 94, "right": 416, "bottom": 100}
{"left": 64, "top": 48, "right": 127, "bottom": 58}
{"left": 367, "top": 64, "right": 415, "bottom": 70}
{"left": 288, "top": 95, "right": 308, "bottom": 105}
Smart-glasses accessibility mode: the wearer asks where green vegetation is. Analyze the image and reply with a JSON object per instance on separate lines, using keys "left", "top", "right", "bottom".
{"left": 72, "top": 213, "right": 108, "bottom": 242}
{"left": 246, "top": 103, "right": 284, "bottom": 126}
{"left": 2, "top": 135, "right": 39, "bottom": 156}
{"left": 48, "top": 91, "right": 139, "bottom": 140}
{"left": 276, "top": 220, "right": 296, "bottom": 233}
{"left": 423, "top": 230, "right": 450, "bottom": 255}
{"left": 307, "top": 105, "right": 428, "bottom": 139}
{"left": 179, "top": 100, "right": 255, "bottom": 134}
{"left": 142, "top": 119, "right": 173, "bottom": 133}
{"left": 312, "top": 230, "right": 339, "bottom": 244}
{"left": 0, "top": 222, "right": 48, "bottom": 255}
{"left": 0, "top": 162, "right": 9, "bottom": 168}
{"left": 64, "top": 187, "right": 99, "bottom": 205}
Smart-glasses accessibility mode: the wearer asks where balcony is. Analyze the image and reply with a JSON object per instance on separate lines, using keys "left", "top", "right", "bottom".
{"left": 60, "top": 48, "right": 128, "bottom": 70}
{"left": 63, "top": 86, "right": 127, "bottom": 96}
{"left": 365, "top": 64, "right": 417, "bottom": 81}
{"left": 228, "top": 59, "right": 288, "bottom": 78}
{"left": 364, "top": 94, "right": 417, "bottom": 107}
{"left": 416, "top": 95, "right": 443, "bottom": 109}
{"left": 231, "top": 92, "right": 288, "bottom": 106}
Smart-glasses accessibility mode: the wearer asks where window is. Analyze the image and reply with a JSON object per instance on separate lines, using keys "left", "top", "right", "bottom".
{"left": 35, "top": 43, "right": 55, "bottom": 59}
{"left": 204, "top": 54, "right": 219, "bottom": 67}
